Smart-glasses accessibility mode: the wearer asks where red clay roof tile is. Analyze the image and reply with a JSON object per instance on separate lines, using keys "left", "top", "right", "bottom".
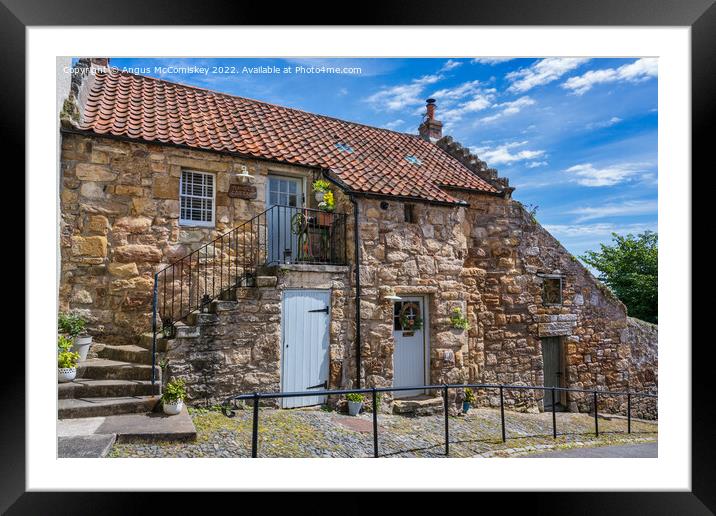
{"left": 75, "top": 70, "right": 500, "bottom": 203}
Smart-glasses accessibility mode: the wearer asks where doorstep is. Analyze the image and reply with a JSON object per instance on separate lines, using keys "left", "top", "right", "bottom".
{"left": 57, "top": 406, "right": 196, "bottom": 456}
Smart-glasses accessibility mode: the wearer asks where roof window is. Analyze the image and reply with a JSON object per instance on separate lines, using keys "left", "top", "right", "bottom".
{"left": 335, "top": 142, "right": 354, "bottom": 153}
{"left": 405, "top": 155, "right": 422, "bottom": 165}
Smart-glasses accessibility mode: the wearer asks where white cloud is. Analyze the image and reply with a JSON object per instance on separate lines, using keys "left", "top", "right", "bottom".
{"left": 480, "top": 96, "right": 535, "bottom": 122}
{"left": 544, "top": 222, "right": 656, "bottom": 238}
{"left": 337, "top": 87, "right": 349, "bottom": 97}
{"left": 427, "top": 81, "right": 497, "bottom": 126}
{"left": 586, "top": 116, "right": 622, "bottom": 130}
{"left": 567, "top": 199, "right": 657, "bottom": 222}
{"left": 471, "top": 141, "right": 545, "bottom": 165}
{"left": 365, "top": 74, "right": 442, "bottom": 111}
{"left": 472, "top": 58, "right": 514, "bottom": 65}
{"left": 506, "top": 58, "right": 590, "bottom": 93}
{"left": 565, "top": 162, "right": 651, "bottom": 187}
{"left": 526, "top": 161, "right": 548, "bottom": 168}
{"left": 431, "top": 80, "right": 484, "bottom": 101}
{"left": 439, "top": 59, "right": 463, "bottom": 72}
{"left": 383, "top": 119, "right": 405, "bottom": 130}
{"left": 563, "top": 58, "right": 658, "bottom": 95}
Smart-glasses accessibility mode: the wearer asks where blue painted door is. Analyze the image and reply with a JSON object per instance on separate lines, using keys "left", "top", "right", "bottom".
{"left": 281, "top": 289, "right": 330, "bottom": 408}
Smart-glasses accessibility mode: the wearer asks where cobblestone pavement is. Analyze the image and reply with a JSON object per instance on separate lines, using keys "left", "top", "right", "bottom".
{"left": 108, "top": 406, "right": 658, "bottom": 458}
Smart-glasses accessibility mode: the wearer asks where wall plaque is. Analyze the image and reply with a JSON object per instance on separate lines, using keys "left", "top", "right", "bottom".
{"left": 228, "top": 183, "right": 257, "bottom": 199}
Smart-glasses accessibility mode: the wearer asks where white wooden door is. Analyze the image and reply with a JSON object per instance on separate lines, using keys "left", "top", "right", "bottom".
{"left": 266, "top": 175, "right": 304, "bottom": 264}
{"left": 392, "top": 297, "right": 428, "bottom": 398}
{"left": 281, "top": 289, "right": 330, "bottom": 408}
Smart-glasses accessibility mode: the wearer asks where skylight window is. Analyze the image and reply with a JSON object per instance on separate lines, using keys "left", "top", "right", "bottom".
{"left": 405, "top": 155, "right": 422, "bottom": 165}
{"left": 335, "top": 142, "right": 354, "bottom": 153}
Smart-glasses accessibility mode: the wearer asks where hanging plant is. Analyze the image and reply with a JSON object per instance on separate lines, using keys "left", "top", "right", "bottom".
{"left": 449, "top": 307, "right": 470, "bottom": 330}
{"left": 399, "top": 302, "right": 423, "bottom": 331}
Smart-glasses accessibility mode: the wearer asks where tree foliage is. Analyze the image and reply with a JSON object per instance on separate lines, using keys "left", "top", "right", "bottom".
{"left": 581, "top": 231, "right": 657, "bottom": 323}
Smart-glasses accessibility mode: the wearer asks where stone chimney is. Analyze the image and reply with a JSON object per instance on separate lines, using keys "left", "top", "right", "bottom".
{"left": 418, "top": 98, "right": 443, "bottom": 142}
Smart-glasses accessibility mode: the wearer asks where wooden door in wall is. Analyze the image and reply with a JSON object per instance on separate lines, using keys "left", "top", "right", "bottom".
{"left": 392, "top": 297, "right": 428, "bottom": 398}
{"left": 281, "top": 289, "right": 330, "bottom": 408}
{"left": 266, "top": 175, "right": 303, "bottom": 264}
{"left": 541, "top": 336, "right": 564, "bottom": 409}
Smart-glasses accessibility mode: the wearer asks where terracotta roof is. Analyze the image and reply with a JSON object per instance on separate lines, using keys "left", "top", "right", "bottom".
{"left": 74, "top": 70, "right": 500, "bottom": 203}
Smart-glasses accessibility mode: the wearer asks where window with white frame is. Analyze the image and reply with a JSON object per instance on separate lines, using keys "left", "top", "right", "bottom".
{"left": 179, "top": 170, "right": 215, "bottom": 226}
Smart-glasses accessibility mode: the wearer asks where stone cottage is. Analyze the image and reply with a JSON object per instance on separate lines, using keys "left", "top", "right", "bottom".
{"left": 58, "top": 58, "right": 657, "bottom": 419}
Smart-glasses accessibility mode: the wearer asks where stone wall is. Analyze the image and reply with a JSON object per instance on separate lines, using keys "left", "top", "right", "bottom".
{"left": 624, "top": 316, "right": 658, "bottom": 419}
{"left": 59, "top": 132, "right": 321, "bottom": 343}
{"left": 341, "top": 197, "right": 471, "bottom": 412}
{"left": 161, "top": 265, "right": 350, "bottom": 406}
{"left": 457, "top": 191, "right": 655, "bottom": 415}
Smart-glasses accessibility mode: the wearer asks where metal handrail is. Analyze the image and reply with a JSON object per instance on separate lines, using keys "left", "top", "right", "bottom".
{"left": 149, "top": 204, "right": 347, "bottom": 384}
{"left": 221, "top": 383, "right": 657, "bottom": 458}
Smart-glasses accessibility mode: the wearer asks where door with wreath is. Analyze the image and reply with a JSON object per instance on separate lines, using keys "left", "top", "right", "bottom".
{"left": 392, "top": 297, "right": 428, "bottom": 398}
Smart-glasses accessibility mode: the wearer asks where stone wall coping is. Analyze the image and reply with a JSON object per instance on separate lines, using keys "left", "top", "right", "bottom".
{"left": 278, "top": 264, "right": 350, "bottom": 273}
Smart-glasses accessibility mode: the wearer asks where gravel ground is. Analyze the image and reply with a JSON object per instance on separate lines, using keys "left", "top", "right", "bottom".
{"left": 108, "top": 406, "right": 658, "bottom": 458}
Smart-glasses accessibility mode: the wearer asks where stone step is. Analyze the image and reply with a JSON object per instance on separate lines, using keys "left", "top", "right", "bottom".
{"left": 137, "top": 333, "right": 171, "bottom": 352}
{"left": 59, "top": 379, "right": 160, "bottom": 399}
{"left": 173, "top": 321, "right": 200, "bottom": 339}
{"left": 97, "top": 344, "right": 153, "bottom": 364}
{"left": 58, "top": 396, "right": 160, "bottom": 419}
{"left": 77, "top": 358, "right": 160, "bottom": 381}
{"left": 186, "top": 311, "right": 218, "bottom": 326}
{"left": 392, "top": 395, "right": 444, "bottom": 416}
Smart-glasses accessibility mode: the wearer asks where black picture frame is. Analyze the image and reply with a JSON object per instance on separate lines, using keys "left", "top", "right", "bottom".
{"left": 4, "top": 0, "right": 710, "bottom": 512}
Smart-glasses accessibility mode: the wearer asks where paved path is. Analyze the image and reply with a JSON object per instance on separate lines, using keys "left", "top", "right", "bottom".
{"left": 523, "top": 442, "right": 657, "bottom": 458}
{"left": 108, "top": 406, "right": 658, "bottom": 458}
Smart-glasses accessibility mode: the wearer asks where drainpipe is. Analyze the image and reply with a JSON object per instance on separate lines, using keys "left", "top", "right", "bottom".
{"left": 349, "top": 194, "right": 362, "bottom": 389}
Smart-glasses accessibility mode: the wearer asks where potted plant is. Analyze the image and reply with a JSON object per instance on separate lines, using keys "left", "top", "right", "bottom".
{"left": 463, "top": 387, "right": 476, "bottom": 413}
{"left": 449, "top": 307, "right": 471, "bottom": 331}
{"left": 312, "top": 179, "right": 331, "bottom": 203}
{"left": 58, "top": 312, "right": 92, "bottom": 361}
{"left": 58, "top": 335, "right": 80, "bottom": 383}
{"left": 317, "top": 190, "right": 335, "bottom": 226}
{"left": 162, "top": 377, "right": 187, "bottom": 415}
{"left": 346, "top": 392, "right": 365, "bottom": 416}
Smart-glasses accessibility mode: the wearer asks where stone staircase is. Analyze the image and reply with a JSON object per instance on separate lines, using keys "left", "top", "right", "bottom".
{"left": 57, "top": 341, "right": 162, "bottom": 419}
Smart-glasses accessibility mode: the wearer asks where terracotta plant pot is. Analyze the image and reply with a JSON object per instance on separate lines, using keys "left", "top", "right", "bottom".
{"left": 318, "top": 211, "right": 334, "bottom": 226}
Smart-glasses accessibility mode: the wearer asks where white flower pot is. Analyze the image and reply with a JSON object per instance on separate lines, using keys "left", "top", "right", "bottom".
{"left": 315, "top": 191, "right": 325, "bottom": 203}
{"left": 162, "top": 399, "right": 184, "bottom": 415}
{"left": 58, "top": 367, "right": 77, "bottom": 383}
{"left": 347, "top": 401, "right": 362, "bottom": 416}
{"left": 72, "top": 334, "right": 92, "bottom": 362}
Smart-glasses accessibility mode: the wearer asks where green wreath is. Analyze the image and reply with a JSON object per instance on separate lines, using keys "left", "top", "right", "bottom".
{"left": 399, "top": 302, "right": 423, "bottom": 331}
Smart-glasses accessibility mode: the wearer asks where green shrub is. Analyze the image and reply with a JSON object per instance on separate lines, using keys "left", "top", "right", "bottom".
{"left": 449, "top": 307, "right": 470, "bottom": 330}
{"left": 464, "top": 388, "right": 476, "bottom": 404}
{"left": 162, "top": 377, "right": 187, "bottom": 403}
{"left": 58, "top": 349, "right": 80, "bottom": 369}
{"left": 346, "top": 393, "right": 365, "bottom": 403}
{"left": 58, "top": 312, "right": 86, "bottom": 337}
{"left": 57, "top": 335, "right": 74, "bottom": 353}
{"left": 312, "top": 179, "right": 331, "bottom": 193}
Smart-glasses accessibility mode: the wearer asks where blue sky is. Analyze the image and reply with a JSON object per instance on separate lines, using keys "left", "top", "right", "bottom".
{"left": 107, "top": 57, "right": 658, "bottom": 260}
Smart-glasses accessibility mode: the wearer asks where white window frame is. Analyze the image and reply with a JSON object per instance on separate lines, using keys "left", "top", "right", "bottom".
{"left": 179, "top": 169, "right": 216, "bottom": 227}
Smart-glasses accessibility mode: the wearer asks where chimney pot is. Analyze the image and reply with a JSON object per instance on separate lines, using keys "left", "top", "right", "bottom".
{"left": 419, "top": 98, "right": 442, "bottom": 141}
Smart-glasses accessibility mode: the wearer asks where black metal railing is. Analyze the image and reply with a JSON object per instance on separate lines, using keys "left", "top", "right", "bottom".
{"left": 150, "top": 205, "right": 347, "bottom": 383}
{"left": 220, "top": 383, "right": 657, "bottom": 458}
